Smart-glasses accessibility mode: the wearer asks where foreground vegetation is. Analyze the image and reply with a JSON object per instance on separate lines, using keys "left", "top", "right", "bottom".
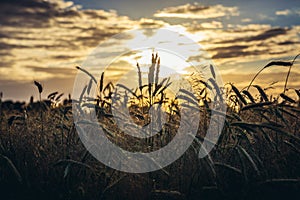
{"left": 0, "top": 54, "right": 299, "bottom": 200}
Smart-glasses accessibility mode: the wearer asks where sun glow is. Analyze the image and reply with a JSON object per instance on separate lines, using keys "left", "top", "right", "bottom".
{"left": 107, "top": 25, "right": 208, "bottom": 78}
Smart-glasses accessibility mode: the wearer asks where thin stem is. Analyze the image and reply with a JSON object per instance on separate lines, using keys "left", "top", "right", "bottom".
{"left": 246, "top": 67, "right": 265, "bottom": 91}
{"left": 39, "top": 92, "right": 44, "bottom": 141}
{"left": 283, "top": 54, "right": 300, "bottom": 94}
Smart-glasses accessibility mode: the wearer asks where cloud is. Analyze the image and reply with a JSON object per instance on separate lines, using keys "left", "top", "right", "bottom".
{"left": 0, "top": 0, "right": 81, "bottom": 27}
{"left": 0, "top": 0, "right": 168, "bottom": 83}
{"left": 183, "top": 22, "right": 300, "bottom": 75}
{"left": 154, "top": 3, "right": 239, "bottom": 19}
{"left": 216, "top": 27, "right": 289, "bottom": 44}
{"left": 275, "top": 9, "right": 300, "bottom": 16}
{"left": 27, "top": 66, "right": 77, "bottom": 77}
{"left": 276, "top": 9, "right": 292, "bottom": 16}
{"left": 185, "top": 21, "right": 223, "bottom": 31}
{"left": 209, "top": 45, "right": 254, "bottom": 59}
{"left": 241, "top": 18, "right": 252, "bottom": 22}
{"left": 1, "top": 1, "right": 300, "bottom": 100}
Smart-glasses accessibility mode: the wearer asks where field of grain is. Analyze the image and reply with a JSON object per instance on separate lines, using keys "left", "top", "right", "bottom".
{"left": 0, "top": 54, "right": 299, "bottom": 200}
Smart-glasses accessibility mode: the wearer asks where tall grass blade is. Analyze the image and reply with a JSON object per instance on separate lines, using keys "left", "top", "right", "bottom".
{"left": 280, "top": 93, "right": 296, "bottom": 103}
{"left": 0, "top": 155, "right": 23, "bottom": 183}
{"left": 76, "top": 66, "right": 97, "bottom": 84}
{"left": 155, "top": 58, "right": 160, "bottom": 85}
{"left": 208, "top": 78, "right": 223, "bottom": 101}
{"left": 237, "top": 146, "right": 260, "bottom": 176}
{"left": 47, "top": 91, "right": 58, "bottom": 99}
{"left": 55, "top": 93, "right": 64, "bottom": 101}
{"left": 253, "top": 85, "right": 268, "bottom": 102}
{"left": 54, "top": 159, "right": 95, "bottom": 173}
{"left": 79, "top": 85, "right": 87, "bottom": 103}
{"left": 241, "top": 101, "right": 273, "bottom": 111}
{"left": 231, "top": 84, "right": 247, "bottom": 105}
{"left": 87, "top": 79, "right": 93, "bottom": 95}
{"left": 99, "top": 72, "right": 105, "bottom": 92}
{"left": 116, "top": 84, "right": 138, "bottom": 98}
{"left": 284, "top": 54, "right": 300, "bottom": 93}
{"left": 214, "top": 162, "right": 242, "bottom": 175}
{"left": 34, "top": 81, "right": 43, "bottom": 93}
{"left": 242, "top": 90, "right": 255, "bottom": 103}
{"left": 247, "top": 60, "right": 293, "bottom": 90}
{"left": 209, "top": 64, "right": 216, "bottom": 79}
{"left": 136, "top": 63, "right": 142, "bottom": 90}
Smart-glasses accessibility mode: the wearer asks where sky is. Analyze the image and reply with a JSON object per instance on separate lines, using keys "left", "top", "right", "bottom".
{"left": 0, "top": 0, "right": 300, "bottom": 101}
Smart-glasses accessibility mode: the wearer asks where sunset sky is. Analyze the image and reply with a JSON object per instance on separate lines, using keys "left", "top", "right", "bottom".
{"left": 0, "top": 0, "right": 300, "bottom": 101}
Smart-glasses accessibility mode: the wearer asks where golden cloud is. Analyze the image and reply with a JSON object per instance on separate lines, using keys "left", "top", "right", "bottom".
{"left": 154, "top": 3, "right": 239, "bottom": 19}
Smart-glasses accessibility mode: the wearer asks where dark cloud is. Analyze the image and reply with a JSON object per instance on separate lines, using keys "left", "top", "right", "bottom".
{"left": 165, "top": 4, "right": 209, "bottom": 14}
{"left": 1, "top": 0, "right": 299, "bottom": 101}
{"left": 246, "top": 27, "right": 288, "bottom": 42}
{"left": 208, "top": 45, "right": 250, "bottom": 59}
{"left": 210, "top": 45, "right": 248, "bottom": 52}
{"left": 0, "top": 0, "right": 140, "bottom": 83}
{"left": 52, "top": 55, "right": 78, "bottom": 60}
{"left": 0, "top": 0, "right": 80, "bottom": 27}
{"left": 139, "top": 18, "right": 166, "bottom": 29}
{"left": 0, "top": 0, "right": 170, "bottom": 99}
{"left": 82, "top": 10, "right": 108, "bottom": 20}
{"left": 0, "top": 42, "right": 28, "bottom": 50}
{"left": 196, "top": 25, "right": 300, "bottom": 62}
{"left": 27, "top": 66, "right": 76, "bottom": 76}
{"left": 212, "top": 50, "right": 263, "bottom": 59}
{"left": 215, "top": 27, "right": 289, "bottom": 44}
{"left": 278, "top": 41, "right": 300, "bottom": 45}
